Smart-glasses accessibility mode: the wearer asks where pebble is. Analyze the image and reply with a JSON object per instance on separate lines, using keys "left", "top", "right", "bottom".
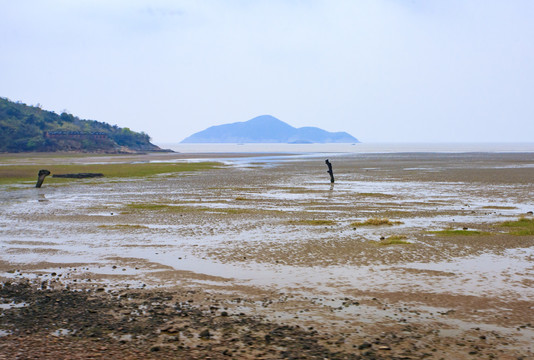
{"left": 199, "top": 329, "right": 211, "bottom": 339}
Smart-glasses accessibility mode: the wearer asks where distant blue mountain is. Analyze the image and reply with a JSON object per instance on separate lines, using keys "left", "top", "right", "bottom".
{"left": 180, "top": 115, "right": 359, "bottom": 143}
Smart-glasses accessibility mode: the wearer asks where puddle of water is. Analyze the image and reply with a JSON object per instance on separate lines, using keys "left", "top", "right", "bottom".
{"left": 51, "top": 328, "right": 74, "bottom": 337}
{"left": 114, "top": 334, "right": 133, "bottom": 342}
{"left": 88, "top": 212, "right": 117, "bottom": 217}
{"left": 405, "top": 248, "right": 533, "bottom": 274}
{"left": 0, "top": 302, "right": 28, "bottom": 310}
{"left": 436, "top": 317, "right": 534, "bottom": 344}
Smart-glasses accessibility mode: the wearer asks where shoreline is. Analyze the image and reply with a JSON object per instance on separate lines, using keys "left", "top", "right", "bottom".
{"left": 158, "top": 142, "right": 534, "bottom": 155}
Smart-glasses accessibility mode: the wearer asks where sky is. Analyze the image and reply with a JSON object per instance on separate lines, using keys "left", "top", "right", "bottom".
{"left": 1, "top": 0, "right": 533, "bottom": 144}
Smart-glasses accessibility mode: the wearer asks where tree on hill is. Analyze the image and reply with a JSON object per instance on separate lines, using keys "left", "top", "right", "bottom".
{"left": 0, "top": 97, "right": 160, "bottom": 153}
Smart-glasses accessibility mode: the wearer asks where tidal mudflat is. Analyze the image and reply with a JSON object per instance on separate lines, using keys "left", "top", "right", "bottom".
{"left": 1, "top": 151, "right": 533, "bottom": 359}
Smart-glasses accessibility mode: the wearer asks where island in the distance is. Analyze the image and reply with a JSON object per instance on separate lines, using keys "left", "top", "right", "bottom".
{"left": 181, "top": 115, "right": 359, "bottom": 144}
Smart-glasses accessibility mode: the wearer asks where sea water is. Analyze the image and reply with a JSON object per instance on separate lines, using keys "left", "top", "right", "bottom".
{"left": 158, "top": 142, "right": 534, "bottom": 154}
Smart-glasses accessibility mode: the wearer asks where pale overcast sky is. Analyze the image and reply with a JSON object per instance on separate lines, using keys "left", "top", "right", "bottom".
{"left": 1, "top": 0, "right": 533, "bottom": 143}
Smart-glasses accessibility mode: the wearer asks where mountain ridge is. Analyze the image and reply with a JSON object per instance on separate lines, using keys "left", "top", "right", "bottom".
{"left": 181, "top": 115, "right": 359, "bottom": 143}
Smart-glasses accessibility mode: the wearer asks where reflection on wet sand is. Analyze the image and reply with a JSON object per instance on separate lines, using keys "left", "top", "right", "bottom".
{"left": 1, "top": 151, "right": 533, "bottom": 358}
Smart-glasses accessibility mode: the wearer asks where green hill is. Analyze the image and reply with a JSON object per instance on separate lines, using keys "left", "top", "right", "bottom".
{"left": 0, "top": 97, "right": 163, "bottom": 153}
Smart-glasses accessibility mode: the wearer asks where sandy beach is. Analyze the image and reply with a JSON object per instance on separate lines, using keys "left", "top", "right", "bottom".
{"left": 1, "top": 150, "right": 533, "bottom": 359}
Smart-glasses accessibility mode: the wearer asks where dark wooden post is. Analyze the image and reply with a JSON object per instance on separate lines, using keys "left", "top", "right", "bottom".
{"left": 35, "top": 169, "right": 51, "bottom": 188}
{"left": 325, "top": 159, "right": 334, "bottom": 183}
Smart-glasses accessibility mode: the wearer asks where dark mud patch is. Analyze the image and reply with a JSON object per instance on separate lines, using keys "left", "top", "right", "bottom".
{"left": 2, "top": 281, "right": 533, "bottom": 359}
{"left": 0, "top": 282, "right": 361, "bottom": 359}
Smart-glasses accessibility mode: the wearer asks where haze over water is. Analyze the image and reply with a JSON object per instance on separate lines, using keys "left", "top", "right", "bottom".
{"left": 160, "top": 142, "right": 534, "bottom": 154}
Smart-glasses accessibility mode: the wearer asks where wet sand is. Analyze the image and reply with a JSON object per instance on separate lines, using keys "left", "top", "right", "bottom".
{"left": 1, "top": 151, "right": 533, "bottom": 359}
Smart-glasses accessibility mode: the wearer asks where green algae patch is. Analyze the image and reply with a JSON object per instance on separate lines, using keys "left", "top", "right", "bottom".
{"left": 430, "top": 218, "right": 534, "bottom": 237}
{"left": 0, "top": 162, "right": 220, "bottom": 185}
{"left": 430, "top": 229, "right": 491, "bottom": 236}
{"left": 126, "top": 203, "right": 173, "bottom": 211}
{"left": 378, "top": 235, "right": 411, "bottom": 246}
{"left": 350, "top": 218, "right": 403, "bottom": 227}
{"left": 218, "top": 208, "right": 253, "bottom": 215}
{"left": 288, "top": 219, "right": 337, "bottom": 226}
{"left": 0, "top": 166, "right": 39, "bottom": 185}
{"left": 125, "top": 203, "right": 276, "bottom": 216}
{"left": 500, "top": 217, "right": 534, "bottom": 236}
